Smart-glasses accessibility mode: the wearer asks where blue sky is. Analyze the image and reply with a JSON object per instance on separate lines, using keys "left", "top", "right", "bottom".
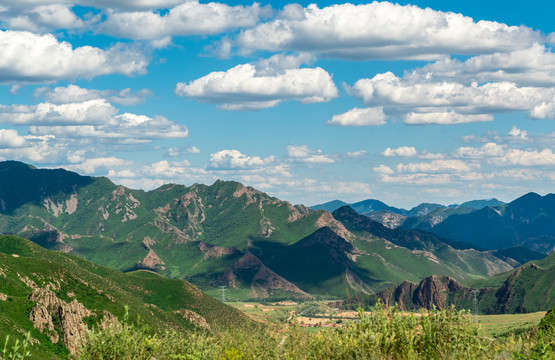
{"left": 0, "top": 0, "right": 554, "bottom": 208}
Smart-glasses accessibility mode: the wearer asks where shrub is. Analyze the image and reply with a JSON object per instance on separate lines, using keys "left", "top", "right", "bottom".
{"left": 1, "top": 333, "right": 31, "bottom": 360}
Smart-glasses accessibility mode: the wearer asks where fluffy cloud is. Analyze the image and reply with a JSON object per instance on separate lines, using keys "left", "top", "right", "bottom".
{"left": 395, "top": 159, "right": 479, "bottom": 173}
{"left": 0, "top": 30, "right": 148, "bottom": 82}
{"left": 403, "top": 112, "right": 493, "bottom": 125}
{"left": 69, "top": 156, "right": 132, "bottom": 174}
{"left": 0, "top": 129, "right": 26, "bottom": 148}
{"left": 350, "top": 72, "right": 555, "bottom": 124}
{"left": 0, "top": 4, "right": 87, "bottom": 32}
{"left": 207, "top": 150, "right": 274, "bottom": 170}
{"left": 29, "top": 113, "right": 188, "bottom": 140}
{"left": 175, "top": 62, "right": 338, "bottom": 110}
{"left": 0, "top": 134, "right": 73, "bottom": 163}
{"left": 36, "top": 84, "right": 152, "bottom": 106}
{"left": 492, "top": 148, "right": 555, "bottom": 166}
{"left": 2, "top": 84, "right": 186, "bottom": 142}
{"left": 455, "top": 143, "right": 505, "bottom": 158}
{"left": 508, "top": 126, "right": 528, "bottom": 140}
{"left": 167, "top": 146, "right": 201, "bottom": 157}
{"left": 373, "top": 164, "right": 394, "bottom": 175}
{"left": 379, "top": 173, "right": 452, "bottom": 185}
{"left": 100, "top": 1, "right": 266, "bottom": 40}
{"left": 235, "top": 2, "right": 540, "bottom": 60}
{"left": 382, "top": 146, "right": 417, "bottom": 157}
{"left": 529, "top": 95, "right": 555, "bottom": 119}
{"left": 344, "top": 150, "right": 367, "bottom": 158}
{"left": 327, "top": 107, "right": 386, "bottom": 126}
{"left": 1, "top": 0, "right": 184, "bottom": 11}
{"left": 286, "top": 145, "right": 335, "bottom": 164}
{"left": 409, "top": 44, "right": 555, "bottom": 87}
{"left": 0, "top": 99, "right": 117, "bottom": 125}
{"left": 254, "top": 53, "right": 315, "bottom": 76}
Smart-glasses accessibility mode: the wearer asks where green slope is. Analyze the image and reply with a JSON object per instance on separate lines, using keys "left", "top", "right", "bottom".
{"left": 0, "top": 235, "right": 248, "bottom": 359}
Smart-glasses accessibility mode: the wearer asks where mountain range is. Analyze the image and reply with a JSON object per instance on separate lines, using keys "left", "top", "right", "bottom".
{"left": 0, "top": 161, "right": 525, "bottom": 301}
{"left": 313, "top": 194, "right": 555, "bottom": 256}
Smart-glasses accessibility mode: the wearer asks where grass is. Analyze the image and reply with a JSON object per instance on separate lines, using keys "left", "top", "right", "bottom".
{"left": 478, "top": 312, "right": 547, "bottom": 337}
{"left": 0, "top": 235, "right": 250, "bottom": 359}
{"left": 77, "top": 302, "right": 555, "bottom": 360}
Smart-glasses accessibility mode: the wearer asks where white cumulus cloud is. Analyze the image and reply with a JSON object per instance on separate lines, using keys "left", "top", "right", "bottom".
{"left": 175, "top": 62, "right": 338, "bottom": 110}
{"left": 396, "top": 159, "right": 479, "bottom": 173}
{"left": 208, "top": 150, "right": 274, "bottom": 170}
{"left": 286, "top": 145, "right": 335, "bottom": 164}
{"left": 350, "top": 72, "right": 555, "bottom": 124}
{"left": 100, "top": 1, "right": 267, "bottom": 40}
{"left": 382, "top": 146, "right": 417, "bottom": 157}
{"left": 0, "top": 129, "right": 26, "bottom": 148}
{"left": 0, "top": 30, "right": 148, "bottom": 82}
{"left": 0, "top": 4, "right": 88, "bottom": 32}
{"left": 0, "top": 99, "right": 117, "bottom": 125}
{"left": 235, "top": 2, "right": 541, "bottom": 60}
{"left": 327, "top": 107, "right": 386, "bottom": 126}
{"left": 492, "top": 148, "right": 555, "bottom": 166}
{"left": 408, "top": 44, "right": 555, "bottom": 87}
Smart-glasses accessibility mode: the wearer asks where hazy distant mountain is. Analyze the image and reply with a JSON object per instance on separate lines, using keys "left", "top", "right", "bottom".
{"left": 431, "top": 192, "right": 555, "bottom": 254}
{"left": 313, "top": 198, "right": 508, "bottom": 231}
{"left": 310, "top": 199, "right": 349, "bottom": 212}
{"left": 350, "top": 199, "right": 404, "bottom": 214}
{"left": 458, "top": 198, "right": 505, "bottom": 209}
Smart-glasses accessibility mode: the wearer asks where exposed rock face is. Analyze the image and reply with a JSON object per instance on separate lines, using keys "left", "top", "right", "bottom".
{"left": 218, "top": 252, "right": 310, "bottom": 298}
{"left": 413, "top": 275, "right": 464, "bottom": 310}
{"left": 375, "top": 275, "right": 465, "bottom": 311}
{"left": 315, "top": 211, "right": 353, "bottom": 241}
{"left": 363, "top": 210, "right": 406, "bottom": 229}
{"left": 137, "top": 249, "right": 166, "bottom": 271}
{"left": 141, "top": 236, "right": 156, "bottom": 250}
{"left": 199, "top": 242, "right": 240, "bottom": 261}
{"left": 174, "top": 309, "right": 210, "bottom": 330}
{"left": 29, "top": 288, "right": 92, "bottom": 355}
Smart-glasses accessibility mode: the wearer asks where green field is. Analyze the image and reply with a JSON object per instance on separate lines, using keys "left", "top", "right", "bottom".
{"left": 478, "top": 312, "right": 547, "bottom": 337}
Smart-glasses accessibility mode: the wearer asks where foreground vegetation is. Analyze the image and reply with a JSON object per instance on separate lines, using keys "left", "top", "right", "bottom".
{"left": 75, "top": 303, "right": 554, "bottom": 360}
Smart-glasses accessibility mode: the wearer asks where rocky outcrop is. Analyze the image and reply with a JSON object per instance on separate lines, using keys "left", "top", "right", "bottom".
{"left": 315, "top": 211, "right": 353, "bottom": 241}
{"left": 363, "top": 210, "right": 406, "bottom": 229}
{"left": 137, "top": 249, "right": 166, "bottom": 271}
{"left": 218, "top": 252, "right": 310, "bottom": 298}
{"left": 174, "top": 309, "right": 210, "bottom": 330}
{"left": 199, "top": 242, "right": 240, "bottom": 261}
{"left": 375, "top": 275, "right": 466, "bottom": 311}
{"left": 413, "top": 275, "right": 464, "bottom": 310}
{"left": 29, "top": 288, "right": 92, "bottom": 355}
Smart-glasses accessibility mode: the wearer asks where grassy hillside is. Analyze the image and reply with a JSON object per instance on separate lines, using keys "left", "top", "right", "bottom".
{"left": 0, "top": 235, "right": 248, "bottom": 359}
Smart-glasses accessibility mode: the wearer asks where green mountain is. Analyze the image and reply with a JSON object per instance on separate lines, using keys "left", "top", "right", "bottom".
{"left": 0, "top": 235, "right": 248, "bottom": 359}
{"left": 366, "top": 251, "right": 555, "bottom": 314}
{"left": 0, "top": 161, "right": 514, "bottom": 299}
{"left": 458, "top": 198, "right": 505, "bottom": 209}
{"left": 310, "top": 199, "right": 349, "bottom": 212}
{"left": 431, "top": 192, "right": 555, "bottom": 254}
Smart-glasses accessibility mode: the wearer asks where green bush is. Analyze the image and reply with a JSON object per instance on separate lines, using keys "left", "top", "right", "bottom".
{"left": 1, "top": 333, "right": 31, "bottom": 360}
{"left": 78, "top": 303, "right": 555, "bottom": 360}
